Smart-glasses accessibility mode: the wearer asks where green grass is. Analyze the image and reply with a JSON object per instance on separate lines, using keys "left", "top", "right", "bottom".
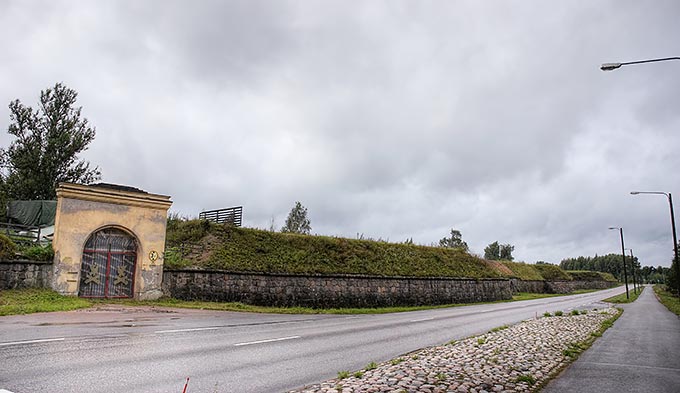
{"left": 515, "top": 374, "right": 536, "bottom": 385}
{"left": 603, "top": 286, "right": 644, "bottom": 303}
{"left": 0, "top": 288, "right": 91, "bottom": 316}
{"left": 533, "top": 264, "right": 573, "bottom": 281}
{"left": 167, "top": 222, "right": 506, "bottom": 278}
{"left": 653, "top": 285, "right": 680, "bottom": 316}
{"left": 567, "top": 270, "right": 618, "bottom": 282}
{"left": 501, "top": 261, "right": 545, "bottom": 280}
{"left": 0, "top": 288, "right": 614, "bottom": 317}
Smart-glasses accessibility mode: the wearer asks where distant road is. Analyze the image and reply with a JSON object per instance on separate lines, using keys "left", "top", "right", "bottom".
{"left": 0, "top": 286, "right": 625, "bottom": 393}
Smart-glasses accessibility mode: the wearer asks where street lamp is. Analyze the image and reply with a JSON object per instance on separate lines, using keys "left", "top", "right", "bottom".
{"left": 625, "top": 248, "right": 638, "bottom": 294}
{"left": 631, "top": 191, "right": 680, "bottom": 295}
{"left": 600, "top": 56, "right": 680, "bottom": 71}
{"left": 609, "top": 227, "right": 630, "bottom": 299}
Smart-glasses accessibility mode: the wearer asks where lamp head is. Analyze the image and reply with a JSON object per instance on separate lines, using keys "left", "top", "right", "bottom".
{"left": 608, "top": 227, "right": 619, "bottom": 230}
{"left": 630, "top": 191, "right": 640, "bottom": 195}
{"left": 601, "top": 63, "right": 622, "bottom": 71}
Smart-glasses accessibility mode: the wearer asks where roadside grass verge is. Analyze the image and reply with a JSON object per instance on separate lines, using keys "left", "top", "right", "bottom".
{"left": 0, "top": 288, "right": 610, "bottom": 317}
{"left": 0, "top": 288, "right": 91, "bottom": 316}
{"left": 653, "top": 285, "right": 680, "bottom": 316}
{"left": 603, "top": 286, "right": 643, "bottom": 303}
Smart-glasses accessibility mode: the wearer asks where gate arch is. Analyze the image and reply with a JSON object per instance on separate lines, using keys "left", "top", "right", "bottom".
{"left": 79, "top": 227, "right": 138, "bottom": 298}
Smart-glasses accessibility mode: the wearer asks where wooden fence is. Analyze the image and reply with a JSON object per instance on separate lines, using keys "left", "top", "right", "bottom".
{"left": 198, "top": 206, "right": 243, "bottom": 227}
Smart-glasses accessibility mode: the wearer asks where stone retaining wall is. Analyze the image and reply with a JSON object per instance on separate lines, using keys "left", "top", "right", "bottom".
{"left": 0, "top": 260, "right": 53, "bottom": 290}
{"left": 510, "top": 278, "right": 617, "bottom": 294}
{"left": 163, "top": 270, "right": 514, "bottom": 308}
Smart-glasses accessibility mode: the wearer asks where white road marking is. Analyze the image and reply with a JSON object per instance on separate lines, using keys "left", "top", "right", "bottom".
{"left": 233, "top": 335, "right": 301, "bottom": 347}
{"left": 155, "top": 327, "right": 220, "bottom": 334}
{"left": 410, "top": 317, "right": 435, "bottom": 322}
{"left": 0, "top": 338, "right": 65, "bottom": 347}
{"left": 0, "top": 389, "right": 16, "bottom": 393}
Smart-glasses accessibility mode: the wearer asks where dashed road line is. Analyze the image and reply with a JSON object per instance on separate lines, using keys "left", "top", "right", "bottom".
{"left": 155, "top": 327, "right": 220, "bottom": 334}
{"left": 233, "top": 335, "right": 301, "bottom": 347}
{"left": 410, "top": 317, "right": 435, "bottom": 322}
{"left": 0, "top": 338, "right": 65, "bottom": 347}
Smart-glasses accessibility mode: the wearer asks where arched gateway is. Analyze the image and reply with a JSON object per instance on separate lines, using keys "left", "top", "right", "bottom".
{"left": 51, "top": 183, "right": 172, "bottom": 300}
{"left": 79, "top": 228, "right": 137, "bottom": 298}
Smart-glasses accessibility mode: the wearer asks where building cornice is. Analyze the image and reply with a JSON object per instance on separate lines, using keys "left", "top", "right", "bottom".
{"left": 56, "top": 183, "right": 172, "bottom": 211}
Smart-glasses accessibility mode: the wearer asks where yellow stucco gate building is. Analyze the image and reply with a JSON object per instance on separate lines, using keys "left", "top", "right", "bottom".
{"left": 51, "top": 183, "right": 172, "bottom": 300}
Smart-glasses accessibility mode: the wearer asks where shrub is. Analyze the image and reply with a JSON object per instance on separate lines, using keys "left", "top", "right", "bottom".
{"left": 365, "top": 362, "right": 378, "bottom": 371}
{"left": 19, "top": 244, "right": 54, "bottom": 261}
{"left": 554, "top": 310, "right": 563, "bottom": 316}
{"left": 0, "top": 234, "right": 17, "bottom": 260}
{"left": 543, "top": 312, "right": 551, "bottom": 317}
{"left": 353, "top": 371, "right": 364, "bottom": 378}
{"left": 570, "top": 309, "right": 580, "bottom": 316}
{"left": 337, "top": 371, "right": 350, "bottom": 379}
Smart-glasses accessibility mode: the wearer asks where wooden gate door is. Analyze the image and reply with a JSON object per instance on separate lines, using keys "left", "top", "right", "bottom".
{"left": 79, "top": 228, "right": 137, "bottom": 298}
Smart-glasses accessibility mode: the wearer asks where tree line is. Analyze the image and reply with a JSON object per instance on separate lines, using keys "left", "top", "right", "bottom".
{"left": 559, "top": 253, "right": 672, "bottom": 284}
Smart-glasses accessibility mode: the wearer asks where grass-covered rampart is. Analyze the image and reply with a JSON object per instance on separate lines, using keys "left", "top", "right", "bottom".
{"left": 567, "top": 270, "right": 617, "bottom": 282}
{"left": 164, "top": 220, "right": 615, "bottom": 282}
{"left": 166, "top": 222, "right": 505, "bottom": 278}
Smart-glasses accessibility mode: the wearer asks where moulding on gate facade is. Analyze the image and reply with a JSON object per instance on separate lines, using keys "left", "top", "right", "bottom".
{"left": 51, "top": 183, "right": 172, "bottom": 300}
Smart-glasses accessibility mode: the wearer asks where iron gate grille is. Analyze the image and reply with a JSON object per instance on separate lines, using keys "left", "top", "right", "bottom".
{"left": 79, "top": 228, "right": 137, "bottom": 298}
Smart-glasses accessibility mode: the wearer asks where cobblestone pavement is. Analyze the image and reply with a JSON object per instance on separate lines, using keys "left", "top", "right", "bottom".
{"left": 290, "top": 308, "right": 619, "bottom": 393}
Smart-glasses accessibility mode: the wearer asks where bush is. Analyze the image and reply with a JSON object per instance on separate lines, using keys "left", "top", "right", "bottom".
{"left": 19, "top": 244, "right": 54, "bottom": 261}
{"left": 0, "top": 234, "right": 17, "bottom": 260}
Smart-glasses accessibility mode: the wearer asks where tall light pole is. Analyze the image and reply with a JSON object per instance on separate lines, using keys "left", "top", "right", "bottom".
{"left": 631, "top": 191, "right": 680, "bottom": 295}
{"left": 609, "top": 227, "right": 630, "bottom": 299}
{"left": 626, "top": 248, "right": 638, "bottom": 294}
{"left": 600, "top": 56, "right": 680, "bottom": 71}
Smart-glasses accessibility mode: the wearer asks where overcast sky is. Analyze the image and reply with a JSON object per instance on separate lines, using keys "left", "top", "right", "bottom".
{"left": 1, "top": 1, "right": 679, "bottom": 267}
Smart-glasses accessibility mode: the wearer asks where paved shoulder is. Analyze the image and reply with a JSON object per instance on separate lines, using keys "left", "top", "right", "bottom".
{"left": 543, "top": 286, "right": 680, "bottom": 393}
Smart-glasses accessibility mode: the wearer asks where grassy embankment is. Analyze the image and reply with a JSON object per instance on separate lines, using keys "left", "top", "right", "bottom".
{"left": 165, "top": 221, "right": 505, "bottom": 278}
{"left": 653, "top": 284, "right": 680, "bottom": 316}
{"left": 0, "top": 288, "right": 603, "bottom": 317}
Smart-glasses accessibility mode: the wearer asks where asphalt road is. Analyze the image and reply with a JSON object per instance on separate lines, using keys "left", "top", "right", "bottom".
{"left": 0, "top": 286, "right": 625, "bottom": 393}
{"left": 543, "top": 286, "right": 680, "bottom": 393}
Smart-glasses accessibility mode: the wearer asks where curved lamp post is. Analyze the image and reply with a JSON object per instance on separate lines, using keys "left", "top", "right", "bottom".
{"left": 601, "top": 56, "right": 680, "bottom": 71}
{"left": 631, "top": 191, "right": 680, "bottom": 295}
{"left": 609, "top": 227, "right": 630, "bottom": 299}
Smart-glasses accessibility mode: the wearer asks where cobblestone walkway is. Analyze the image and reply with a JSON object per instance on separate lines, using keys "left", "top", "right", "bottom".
{"left": 290, "top": 308, "right": 618, "bottom": 393}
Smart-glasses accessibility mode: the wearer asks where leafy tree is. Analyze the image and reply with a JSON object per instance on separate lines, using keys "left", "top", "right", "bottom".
{"left": 484, "top": 241, "right": 500, "bottom": 260}
{"left": 0, "top": 83, "right": 100, "bottom": 200}
{"left": 484, "top": 241, "right": 514, "bottom": 260}
{"left": 500, "top": 244, "right": 514, "bottom": 261}
{"left": 438, "top": 229, "right": 469, "bottom": 252}
{"left": 281, "top": 201, "right": 311, "bottom": 234}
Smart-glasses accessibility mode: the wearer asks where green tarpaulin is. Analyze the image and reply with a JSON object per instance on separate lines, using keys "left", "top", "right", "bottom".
{"left": 7, "top": 200, "right": 57, "bottom": 227}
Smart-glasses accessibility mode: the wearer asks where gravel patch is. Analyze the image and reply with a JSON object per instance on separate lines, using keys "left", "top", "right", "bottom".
{"left": 290, "top": 308, "right": 619, "bottom": 393}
